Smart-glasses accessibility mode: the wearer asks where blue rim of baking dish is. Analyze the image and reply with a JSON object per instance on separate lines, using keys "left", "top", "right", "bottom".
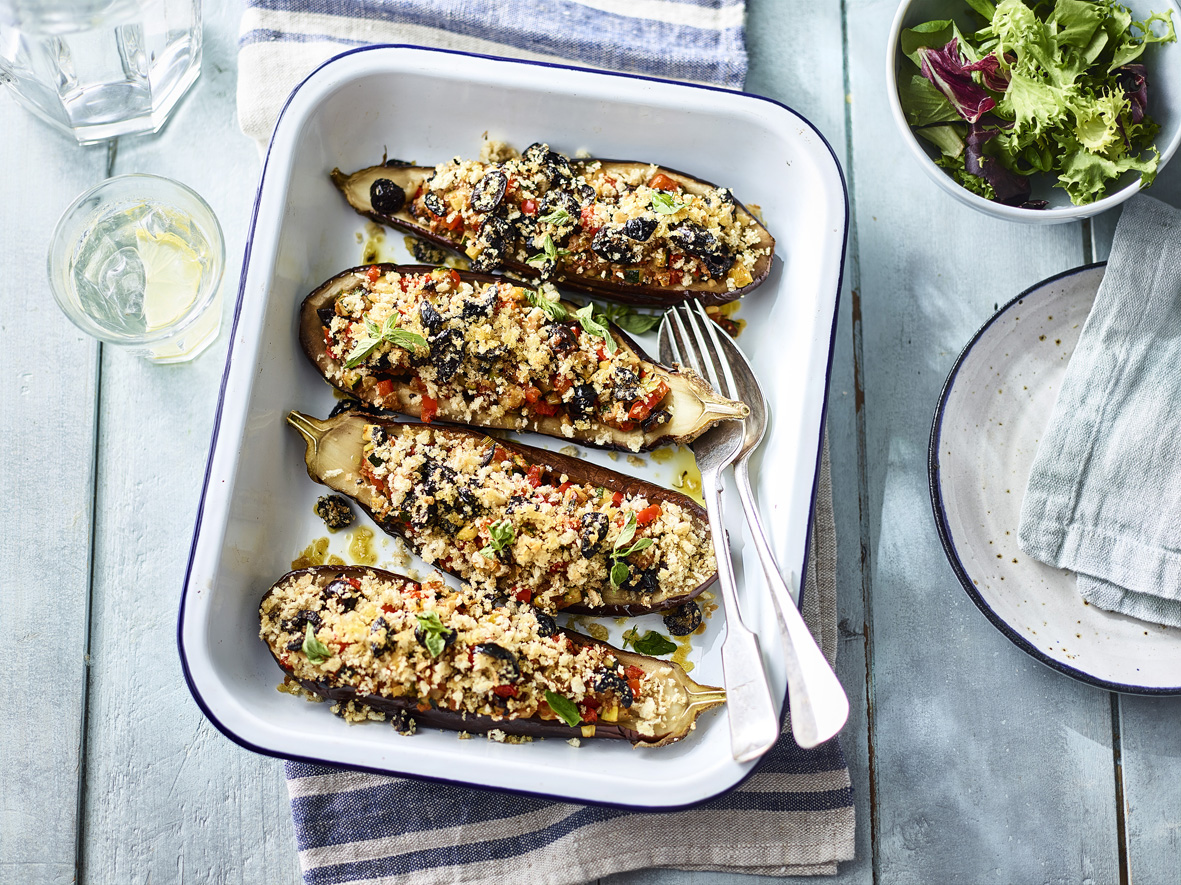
{"left": 176, "top": 42, "right": 853, "bottom": 809}
{"left": 929, "top": 261, "right": 1181, "bottom": 696}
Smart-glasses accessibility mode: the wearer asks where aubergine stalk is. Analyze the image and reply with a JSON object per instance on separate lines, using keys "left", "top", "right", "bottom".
{"left": 287, "top": 411, "right": 717, "bottom": 616}
{"left": 261, "top": 565, "right": 725, "bottom": 747}
{"left": 329, "top": 144, "right": 774, "bottom": 307}
{"left": 299, "top": 264, "right": 747, "bottom": 452}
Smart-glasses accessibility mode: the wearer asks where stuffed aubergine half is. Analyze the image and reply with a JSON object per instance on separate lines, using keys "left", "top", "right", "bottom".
{"left": 299, "top": 264, "right": 747, "bottom": 451}
{"left": 330, "top": 142, "right": 774, "bottom": 306}
{"left": 261, "top": 566, "right": 725, "bottom": 746}
{"left": 287, "top": 411, "right": 716, "bottom": 616}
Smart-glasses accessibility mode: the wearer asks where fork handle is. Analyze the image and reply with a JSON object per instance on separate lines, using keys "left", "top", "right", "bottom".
{"left": 701, "top": 466, "right": 782, "bottom": 763}
{"left": 734, "top": 460, "right": 849, "bottom": 749}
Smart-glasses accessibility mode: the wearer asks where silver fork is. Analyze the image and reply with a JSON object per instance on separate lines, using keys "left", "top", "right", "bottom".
{"left": 661, "top": 302, "right": 849, "bottom": 750}
{"left": 661, "top": 310, "right": 781, "bottom": 763}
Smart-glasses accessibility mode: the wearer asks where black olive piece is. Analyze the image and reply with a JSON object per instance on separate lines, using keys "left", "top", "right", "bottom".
{"left": 469, "top": 215, "right": 510, "bottom": 272}
{"left": 622, "top": 216, "right": 657, "bottom": 242}
{"left": 663, "top": 600, "right": 703, "bottom": 636}
{"left": 419, "top": 299, "right": 445, "bottom": 334}
{"left": 470, "top": 170, "right": 508, "bottom": 213}
{"left": 328, "top": 397, "right": 384, "bottom": 418}
{"left": 489, "top": 594, "right": 510, "bottom": 609}
{"left": 532, "top": 608, "right": 558, "bottom": 638}
{"left": 579, "top": 511, "right": 609, "bottom": 558}
{"left": 427, "top": 327, "right": 465, "bottom": 384}
{"left": 700, "top": 251, "right": 733, "bottom": 280}
{"left": 640, "top": 407, "right": 672, "bottom": 431}
{"left": 473, "top": 345, "right": 506, "bottom": 366}
{"left": 594, "top": 671, "right": 634, "bottom": 708}
{"left": 414, "top": 623, "right": 457, "bottom": 652}
{"left": 285, "top": 637, "right": 303, "bottom": 652}
{"left": 410, "top": 238, "right": 447, "bottom": 264}
{"left": 619, "top": 564, "right": 661, "bottom": 594}
{"left": 282, "top": 609, "right": 321, "bottom": 633}
{"left": 540, "top": 189, "right": 580, "bottom": 223}
{"left": 390, "top": 709, "right": 417, "bottom": 735}
{"left": 423, "top": 191, "right": 446, "bottom": 217}
{"left": 323, "top": 576, "right": 360, "bottom": 611}
{"left": 668, "top": 221, "right": 719, "bottom": 256}
{"left": 543, "top": 322, "right": 578, "bottom": 356}
{"left": 369, "top": 616, "right": 395, "bottom": 656}
{"left": 472, "top": 643, "right": 521, "bottom": 681}
{"left": 567, "top": 383, "right": 598, "bottom": 423}
{"left": 317, "top": 306, "right": 337, "bottom": 328}
{"left": 370, "top": 178, "right": 406, "bottom": 215}
{"left": 461, "top": 285, "right": 497, "bottom": 319}
{"left": 314, "top": 495, "right": 355, "bottom": 532}
{"left": 575, "top": 183, "right": 596, "bottom": 205}
{"left": 522, "top": 142, "right": 549, "bottom": 164}
{"left": 505, "top": 494, "right": 533, "bottom": 514}
{"left": 479, "top": 445, "right": 497, "bottom": 468}
{"left": 612, "top": 367, "right": 639, "bottom": 402}
{"left": 592, "top": 225, "right": 638, "bottom": 265}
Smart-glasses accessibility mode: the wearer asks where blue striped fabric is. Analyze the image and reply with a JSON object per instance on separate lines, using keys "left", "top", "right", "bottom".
{"left": 238, "top": 3, "right": 856, "bottom": 881}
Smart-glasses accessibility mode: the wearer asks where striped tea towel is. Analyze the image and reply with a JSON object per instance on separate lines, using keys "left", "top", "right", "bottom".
{"left": 237, "top": 0, "right": 749, "bottom": 143}
{"left": 283, "top": 445, "right": 854, "bottom": 883}
{"left": 238, "top": 2, "right": 854, "bottom": 880}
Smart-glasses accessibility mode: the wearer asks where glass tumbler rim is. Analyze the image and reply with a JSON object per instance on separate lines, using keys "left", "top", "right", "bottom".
{"left": 47, "top": 172, "right": 226, "bottom": 347}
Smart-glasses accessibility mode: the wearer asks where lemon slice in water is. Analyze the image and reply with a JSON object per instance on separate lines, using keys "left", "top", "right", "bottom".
{"left": 136, "top": 226, "right": 203, "bottom": 331}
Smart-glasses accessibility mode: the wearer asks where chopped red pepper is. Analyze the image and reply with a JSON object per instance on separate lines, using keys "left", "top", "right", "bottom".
{"left": 579, "top": 204, "right": 600, "bottom": 233}
{"left": 375, "top": 379, "right": 395, "bottom": 398}
{"left": 521, "top": 198, "right": 538, "bottom": 216}
{"left": 514, "top": 586, "right": 532, "bottom": 603}
{"left": 648, "top": 172, "right": 679, "bottom": 192}
{"left": 420, "top": 392, "right": 439, "bottom": 423}
{"left": 532, "top": 400, "right": 560, "bottom": 417}
{"left": 526, "top": 464, "right": 544, "bottom": 488}
{"left": 348, "top": 578, "right": 363, "bottom": 590}
{"left": 611, "top": 491, "right": 624, "bottom": 507}
{"left": 366, "top": 265, "right": 381, "bottom": 282}
{"left": 492, "top": 684, "right": 519, "bottom": 698}
{"left": 524, "top": 385, "right": 542, "bottom": 404}
{"left": 548, "top": 561, "right": 568, "bottom": 574}
{"left": 628, "top": 380, "right": 670, "bottom": 421}
{"left": 625, "top": 665, "right": 645, "bottom": 680}
{"left": 580, "top": 707, "right": 599, "bottom": 724}
{"left": 557, "top": 480, "right": 572, "bottom": 494}
{"left": 447, "top": 269, "right": 462, "bottom": 287}
{"left": 636, "top": 504, "right": 662, "bottom": 526}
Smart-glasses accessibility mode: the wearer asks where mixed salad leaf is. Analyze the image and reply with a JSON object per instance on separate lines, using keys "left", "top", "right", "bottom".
{"left": 898, "top": 0, "right": 1175, "bottom": 206}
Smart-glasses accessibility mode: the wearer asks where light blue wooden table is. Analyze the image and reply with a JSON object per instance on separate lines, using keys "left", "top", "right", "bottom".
{"left": 4, "top": 2, "right": 1180, "bottom": 882}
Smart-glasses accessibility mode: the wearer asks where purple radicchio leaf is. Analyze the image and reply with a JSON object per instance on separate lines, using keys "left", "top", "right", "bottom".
{"left": 918, "top": 38, "right": 997, "bottom": 123}
{"left": 963, "top": 53, "right": 1010, "bottom": 94}
{"left": 1115, "top": 64, "right": 1148, "bottom": 124}
{"left": 965, "top": 122, "right": 1033, "bottom": 206}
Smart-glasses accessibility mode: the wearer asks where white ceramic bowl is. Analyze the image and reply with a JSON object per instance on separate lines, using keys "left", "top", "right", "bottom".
{"left": 177, "top": 45, "right": 849, "bottom": 808}
{"left": 886, "top": 0, "right": 1181, "bottom": 223}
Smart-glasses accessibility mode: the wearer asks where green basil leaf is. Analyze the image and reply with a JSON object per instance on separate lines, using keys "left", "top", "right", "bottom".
{"left": 525, "top": 252, "right": 550, "bottom": 268}
{"left": 610, "top": 560, "right": 630, "bottom": 589}
{"left": 544, "top": 690, "right": 582, "bottom": 727}
{"left": 614, "top": 311, "right": 660, "bottom": 334}
{"left": 574, "top": 304, "right": 617, "bottom": 354}
{"left": 343, "top": 336, "right": 381, "bottom": 368}
{"left": 525, "top": 288, "right": 567, "bottom": 321}
{"left": 302, "top": 623, "right": 331, "bottom": 664}
{"left": 614, "top": 510, "right": 638, "bottom": 551}
{"left": 539, "top": 207, "right": 571, "bottom": 226}
{"left": 414, "top": 611, "right": 452, "bottom": 658}
{"left": 631, "top": 630, "right": 677, "bottom": 657}
{"left": 650, "top": 191, "right": 684, "bottom": 215}
{"left": 386, "top": 328, "right": 428, "bottom": 351}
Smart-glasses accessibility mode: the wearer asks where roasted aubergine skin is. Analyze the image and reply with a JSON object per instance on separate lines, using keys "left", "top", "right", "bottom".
{"left": 299, "top": 264, "right": 747, "bottom": 452}
{"left": 330, "top": 148, "right": 775, "bottom": 307}
{"left": 260, "top": 565, "right": 725, "bottom": 747}
{"left": 287, "top": 411, "right": 718, "bottom": 616}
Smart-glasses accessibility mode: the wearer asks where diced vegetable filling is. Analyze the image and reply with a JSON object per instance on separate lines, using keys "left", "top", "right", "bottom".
{"left": 409, "top": 142, "right": 766, "bottom": 291}
{"left": 359, "top": 424, "right": 715, "bottom": 612}
{"left": 320, "top": 268, "right": 673, "bottom": 442}
{"left": 261, "top": 569, "right": 682, "bottom": 732}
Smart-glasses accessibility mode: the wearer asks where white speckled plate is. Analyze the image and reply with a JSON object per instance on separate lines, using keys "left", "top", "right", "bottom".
{"left": 930, "top": 263, "right": 1181, "bottom": 694}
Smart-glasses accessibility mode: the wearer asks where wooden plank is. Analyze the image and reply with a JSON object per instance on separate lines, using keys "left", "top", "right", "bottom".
{"left": 0, "top": 101, "right": 106, "bottom": 882}
{"left": 73, "top": 4, "right": 301, "bottom": 882}
{"left": 607, "top": 0, "right": 871, "bottom": 881}
{"left": 845, "top": 0, "right": 1122, "bottom": 881}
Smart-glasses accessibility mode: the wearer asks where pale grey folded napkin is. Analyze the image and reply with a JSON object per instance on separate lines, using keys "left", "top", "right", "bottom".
{"left": 1019, "top": 195, "right": 1181, "bottom": 627}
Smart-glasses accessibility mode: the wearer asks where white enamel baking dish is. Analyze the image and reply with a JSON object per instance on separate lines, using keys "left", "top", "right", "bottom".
{"left": 178, "top": 45, "right": 848, "bottom": 808}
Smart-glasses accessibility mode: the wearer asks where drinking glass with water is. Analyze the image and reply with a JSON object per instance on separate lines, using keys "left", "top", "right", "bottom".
{"left": 0, "top": 0, "right": 202, "bottom": 143}
{"left": 49, "top": 174, "right": 225, "bottom": 363}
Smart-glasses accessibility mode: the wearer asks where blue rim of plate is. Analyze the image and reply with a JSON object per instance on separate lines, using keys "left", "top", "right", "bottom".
{"left": 174, "top": 43, "right": 852, "bottom": 809}
{"left": 929, "top": 261, "right": 1181, "bottom": 696}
